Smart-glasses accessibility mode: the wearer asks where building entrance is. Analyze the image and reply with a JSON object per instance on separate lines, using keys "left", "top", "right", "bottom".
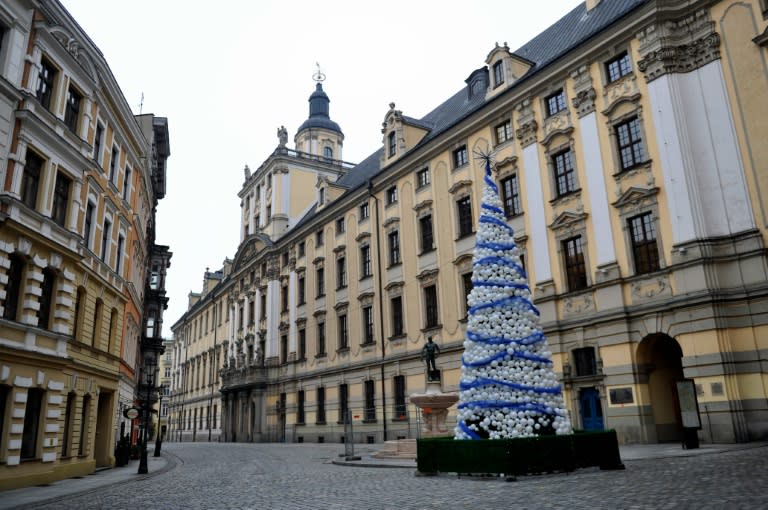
{"left": 579, "top": 387, "right": 604, "bottom": 430}
{"left": 638, "top": 334, "right": 685, "bottom": 442}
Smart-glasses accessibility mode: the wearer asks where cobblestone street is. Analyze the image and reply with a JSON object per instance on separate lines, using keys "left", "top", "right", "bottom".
{"left": 8, "top": 442, "right": 766, "bottom": 510}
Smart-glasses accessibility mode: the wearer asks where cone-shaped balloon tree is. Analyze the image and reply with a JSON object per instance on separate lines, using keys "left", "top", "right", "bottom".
{"left": 455, "top": 153, "right": 571, "bottom": 440}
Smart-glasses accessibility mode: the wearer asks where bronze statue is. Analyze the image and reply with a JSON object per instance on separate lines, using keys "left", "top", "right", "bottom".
{"left": 421, "top": 337, "right": 440, "bottom": 373}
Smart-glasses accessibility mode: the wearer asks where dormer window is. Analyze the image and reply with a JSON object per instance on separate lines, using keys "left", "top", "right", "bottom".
{"left": 388, "top": 132, "right": 396, "bottom": 158}
{"left": 492, "top": 61, "right": 504, "bottom": 88}
{"left": 319, "top": 187, "right": 326, "bottom": 205}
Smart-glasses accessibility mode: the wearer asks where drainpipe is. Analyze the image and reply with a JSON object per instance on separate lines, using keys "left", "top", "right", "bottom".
{"left": 209, "top": 293, "right": 217, "bottom": 442}
{"left": 368, "top": 179, "right": 387, "bottom": 442}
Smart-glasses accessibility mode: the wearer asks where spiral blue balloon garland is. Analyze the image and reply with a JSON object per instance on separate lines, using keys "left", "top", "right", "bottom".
{"left": 454, "top": 152, "right": 572, "bottom": 440}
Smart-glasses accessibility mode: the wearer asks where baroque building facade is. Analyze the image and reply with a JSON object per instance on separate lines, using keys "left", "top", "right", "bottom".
{"left": 0, "top": 0, "right": 171, "bottom": 489}
{"left": 169, "top": 0, "right": 768, "bottom": 446}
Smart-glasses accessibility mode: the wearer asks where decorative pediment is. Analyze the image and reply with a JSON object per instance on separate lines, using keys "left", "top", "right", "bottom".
{"left": 495, "top": 155, "right": 518, "bottom": 172}
{"left": 380, "top": 102, "right": 431, "bottom": 166}
{"left": 413, "top": 199, "right": 433, "bottom": 212}
{"left": 355, "top": 232, "right": 371, "bottom": 242}
{"left": 334, "top": 301, "right": 349, "bottom": 312}
{"left": 232, "top": 233, "right": 273, "bottom": 272}
{"left": 453, "top": 254, "right": 473, "bottom": 272}
{"left": 448, "top": 180, "right": 473, "bottom": 195}
{"left": 612, "top": 186, "right": 659, "bottom": 213}
{"left": 416, "top": 268, "right": 439, "bottom": 285}
{"left": 601, "top": 75, "right": 641, "bottom": 116}
{"left": 333, "top": 244, "right": 346, "bottom": 254}
{"left": 385, "top": 281, "right": 405, "bottom": 292}
{"left": 383, "top": 217, "right": 400, "bottom": 228}
{"left": 548, "top": 210, "right": 588, "bottom": 233}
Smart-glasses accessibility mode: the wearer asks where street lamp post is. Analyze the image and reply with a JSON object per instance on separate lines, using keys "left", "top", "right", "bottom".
{"left": 138, "top": 358, "right": 156, "bottom": 474}
{"left": 154, "top": 385, "right": 165, "bottom": 456}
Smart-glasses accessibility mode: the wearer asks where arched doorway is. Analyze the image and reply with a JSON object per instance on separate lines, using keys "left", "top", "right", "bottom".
{"left": 637, "top": 334, "right": 685, "bottom": 442}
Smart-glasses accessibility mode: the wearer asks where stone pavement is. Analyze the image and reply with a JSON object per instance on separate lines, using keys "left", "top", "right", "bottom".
{"left": 0, "top": 441, "right": 766, "bottom": 510}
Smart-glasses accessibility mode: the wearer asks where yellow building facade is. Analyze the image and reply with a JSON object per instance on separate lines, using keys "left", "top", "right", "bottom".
{"left": 0, "top": 1, "right": 170, "bottom": 489}
{"left": 170, "top": 0, "right": 768, "bottom": 445}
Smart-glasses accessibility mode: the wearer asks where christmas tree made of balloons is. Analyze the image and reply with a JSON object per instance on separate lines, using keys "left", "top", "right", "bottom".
{"left": 454, "top": 153, "right": 571, "bottom": 440}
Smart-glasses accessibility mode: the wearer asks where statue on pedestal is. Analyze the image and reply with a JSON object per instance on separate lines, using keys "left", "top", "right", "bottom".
{"left": 421, "top": 337, "right": 440, "bottom": 381}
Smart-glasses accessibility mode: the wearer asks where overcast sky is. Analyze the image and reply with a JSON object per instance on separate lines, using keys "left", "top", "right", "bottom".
{"left": 60, "top": 0, "right": 583, "bottom": 334}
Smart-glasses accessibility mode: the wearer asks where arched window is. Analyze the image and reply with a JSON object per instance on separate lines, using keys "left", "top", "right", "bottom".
{"left": 107, "top": 308, "right": 118, "bottom": 354}
{"left": 388, "top": 132, "right": 396, "bottom": 157}
{"left": 323, "top": 146, "right": 333, "bottom": 160}
{"left": 73, "top": 287, "right": 86, "bottom": 340}
{"left": 92, "top": 299, "right": 104, "bottom": 347}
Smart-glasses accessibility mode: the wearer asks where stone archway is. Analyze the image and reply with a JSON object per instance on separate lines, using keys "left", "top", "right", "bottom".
{"left": 637, "top": 334, "right": 685, "bottom": 442}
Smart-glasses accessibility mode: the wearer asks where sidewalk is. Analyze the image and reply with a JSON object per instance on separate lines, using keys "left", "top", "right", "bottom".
{"left": 0, "top": 453, "right": 172, "bottom": 510}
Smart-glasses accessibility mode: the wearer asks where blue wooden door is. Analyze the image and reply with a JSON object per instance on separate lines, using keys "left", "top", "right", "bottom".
{"left": 579, "top": 387, "right": 604, "bottom": 430}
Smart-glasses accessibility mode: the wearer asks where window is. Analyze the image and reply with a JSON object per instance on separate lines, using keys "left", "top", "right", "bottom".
{"left": 298, "top": 328, "right": 306, "bottom": 360}
{"left": 388, "top": 131, "right": 396, "bottom": 157}
{"left": 461, "top": 272, "right": 473, "bottom": 317}
{"left": 338, "top": 384, "right": 349, "bottom": 423}
{"left": 360, "top": 245, "right": 372, "bottom": 277}
{"left": 281, "top": 284, "right": 288, "bottom": 311}
{"left": 73, "top": 288, "right": 85, "bottom": 340}
{"left": 336, "top": 217, "right": 345, "bottom": 234}
{"left": 92, "top": 299, "right": 103, "bottom": 346}
{"left": 122, "top": 167, "right": 132, "bottom": 201}
{"left": 52, "top": 172, "right": 71, "bottom": 227}
{"left": 318, "top": 187, "right": 325, "bottom": 205}
{"left": 359, "top": 202, "right": 369, "bottom": 220}
{"left": 38, "top": 268, "right": 56, "bottom": 329}
{"left": 336, "top": 256, "right": 347, "bottom": 289}
{"left": 563, "top": 236, "right": 588, "bottom": 291}
{"left": 84, "top": 202, "right": 95, "bottom": 249}
{"left": 107, "top": 308, "right": 118, "bottom": 353}
{"left": 109, "top": 146, "right": 119, "bottom": 184}
{"left": 492, "top": 60, "right": 504, "bottom": 87}
{"left": 317, "top": 320, "right": 326, "bottom": 355}
{"left": 386, "top": 186, "right": 398, "bottom": 205}
{"left": 416, "top": 168, "right": 430, "bottom": 189}
{"left": 316, "top": 229, "right": 324, "bottom": 247}
{"left": 281, "top": 334, "right": 288, "bottom": 363}
{"left": 62, "top": 392, "right": 75, "bottom": 457}
{"left": 500, "top": 174, "right": 521, "bottom": 217}
{"left": 456, "top": 196, "right": 473, "bottom": 238}
{"left": 21, "top": 388, "right": 44, "bottom": 460}
{"left": 615, "top": 117, "right": 644, "bottom": 171}
{"left": 390, "top": 296, "right": 404, "bottom": 337}
{"left": 316, "top": 267, "right": 325, "bottom": 297}
{"left": 324, "top": 146, "right": 333, "bottom": 160}
{"left": 93, "top": 123, "right": 104, "bottom": 166}
{"left": 363, "top": 305, "right": 374, "bottom": 344}
{"left": 101, "top": 218, "right": 111, "bottom": 262}
{"left": 606, "top": 51, "right": 632, "bottom": 83}
{"left": 316, "top": 387, "right": 326, "bottom": 424}
{"left": 297, "top": 241, "right": 306, "bottom": 258}
{"left": 338, "top": 313, "right": 348, "bottom": 350}
{"left": 297, "top": 390, "right": 305, "bottom": 424}
{"left": 36, "top": 57, "right": 56, "bottom": 110}
{"left": 419, "top": 215, "right": 434, "bottom": 253}
{"left": 282, "top": 251, "right": 289, "bottom": 267}
{"left": 116, "top": 234, "right": 124, "bottom": 275}
{"left": 545, "top": 89, "right": 567, "bottom": 117}
{"left": 453, "top": 145, "right": 468, "bottom": 168}
{"left": 64, "top": 86, "right": 82, "bottom": 133}
{"left": 364, "top": 380, "right": 376, "bottom": 421}
{"left": 553, "top": 150, "right": 577, "bottom": 197}
{"left": 495, "top": 120, "right": 512, "bottom": 144}
{"left": 394, "top": 375, "right": 407, "bottom": 419}
{"left": 629, "top": 213, "right": 660, "bottom": 275}
{"left": 388, "top": 230, "right": 400, "bottom": 266}
{"left": 3, "top": 255, "right": 24, "bottom": 321}
{"left": 266, "top": 205, "right": 272, "bottom": 223}
{"left": 21, "top": 151, "right": 43, "bottom": 210}
{"left": 573, "top": 347, "right": 597, "bottom": 377}
{"left": 424, "top": 285, "right": 439, "bottom": 328}
{"left": 78, "top": 394, "right": 90, "bottom": 455}
{"left": 297, "top": 275, "right": 306, "bottom": 304}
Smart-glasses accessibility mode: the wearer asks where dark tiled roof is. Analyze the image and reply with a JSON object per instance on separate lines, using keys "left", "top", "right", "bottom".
{"left": 300, "top": 0, "right": 650, "bottom": 215}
